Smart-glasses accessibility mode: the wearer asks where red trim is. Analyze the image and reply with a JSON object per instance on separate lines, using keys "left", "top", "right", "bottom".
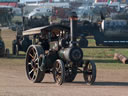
{"left": 8, "top": 3, "right": 17, "bottom": 7}
{"left": 0, "top": 3, "right": 8, "bottom": 6}
{"left": 0, "top": 2, "right": 17, "bottom": 7}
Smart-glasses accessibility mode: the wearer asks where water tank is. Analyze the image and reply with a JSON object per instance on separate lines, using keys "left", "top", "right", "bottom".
{"left": 101, "top": 20, "right": 128, "bottom": 37}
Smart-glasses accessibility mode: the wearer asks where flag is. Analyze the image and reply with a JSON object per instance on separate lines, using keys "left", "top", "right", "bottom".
{"left": 108, "top": 0, "right": 112, "bottom": 4}
{"left": 49, "top": 0, "right": 52, "bottom": 2}
{"left": 95, "top": 0, "right": 97, "bottom": 3}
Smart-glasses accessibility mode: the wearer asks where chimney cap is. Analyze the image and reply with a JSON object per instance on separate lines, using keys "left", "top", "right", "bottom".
{"left": 70, "top": 11, "right": 78, "bottom": 18}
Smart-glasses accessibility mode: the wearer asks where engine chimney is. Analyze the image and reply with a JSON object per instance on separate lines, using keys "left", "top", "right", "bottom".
{"left": 70, "top": 12, "right": 78, "bottom": 46}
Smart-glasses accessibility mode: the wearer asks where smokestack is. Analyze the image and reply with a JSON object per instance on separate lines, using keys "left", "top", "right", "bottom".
{"left": 70, "top": 12, "right": 78, "bottom": 46}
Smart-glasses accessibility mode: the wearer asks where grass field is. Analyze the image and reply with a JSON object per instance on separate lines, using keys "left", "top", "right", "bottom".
{"left": 1, "top": 29, "right": 128, "bottom": 70}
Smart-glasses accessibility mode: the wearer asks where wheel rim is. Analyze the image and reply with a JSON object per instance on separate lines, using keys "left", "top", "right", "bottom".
{"left": 83, "top": 61, "right": 96, "bottom": 84}
{"left": 26, "top": 47, "right": 39, "bottom": 81}
{"left": 54, "top": 60, "right": 65, "bottom": 85}
{"left": 79, "top": 39, "right": 88, "bottom": 48}
{"left": 5, "top": 49, "right": 9, "bottom": 57}
{"left": 16, "top": 45, "right": 19, "bottom": 55}
{"left": 55, "top": 61, "right": 62, "bottom": 84}
{"left": 12, "top": 41, "right": 16, "bottom": 55}
{"left": 86, "top": 63, "right": 93, "bottom": 82}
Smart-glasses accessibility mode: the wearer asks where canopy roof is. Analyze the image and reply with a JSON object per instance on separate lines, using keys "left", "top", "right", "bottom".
{"left": 23, "top": 24, "right": 70, "bottom": 36}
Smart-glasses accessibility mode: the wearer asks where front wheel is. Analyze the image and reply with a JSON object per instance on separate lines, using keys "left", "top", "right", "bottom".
{"left": 53, "top": 59, "right": 65, "bottom": 85}
{"left": 83, "top": 60, "right": 96, "bottom": 85}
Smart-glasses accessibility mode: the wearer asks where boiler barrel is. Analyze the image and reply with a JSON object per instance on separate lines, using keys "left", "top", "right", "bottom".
{"left": 101, "top": 20, "right": 128, "bottom": 37}
{"left": 58, "top": 47, "right": 83, "bottom": 62}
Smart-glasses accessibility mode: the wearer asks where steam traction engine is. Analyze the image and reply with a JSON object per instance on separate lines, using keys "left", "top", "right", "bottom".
{"left": 23, "top": 12, "right": 96, "bottom": 85}
{"left": 94, "top": 20, "right": 128, "bottom": 46}
{"left": 0, "top": 29, "right": 5, "bottom": 57}
{"left": 0, "top": 29, "right": 9, "bottom": 57}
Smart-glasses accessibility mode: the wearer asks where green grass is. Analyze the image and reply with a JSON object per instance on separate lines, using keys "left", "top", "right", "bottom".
{"left": 82, "top": 39, "right": 128, "bottom": 69}
{"left": 12, "top": 16, "right": 22, "bottom": 23}
{"left": 83, "top": 48, "right": 128, "bottom": 69}
{"left": 0, "top": 57, "right": 25, "bottom": 66}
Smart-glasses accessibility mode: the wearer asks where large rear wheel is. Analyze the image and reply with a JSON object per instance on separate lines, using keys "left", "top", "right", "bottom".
{"left": 26, "top": 45, "right": 45, "bottom": 83}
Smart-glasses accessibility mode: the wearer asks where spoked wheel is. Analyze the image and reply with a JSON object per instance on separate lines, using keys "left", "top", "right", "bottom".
{"left": 12, "top": 40, "right": 16, "bottom": 55}
{"left": 5, "top": 48, "right": 10, "bottom": 57}
{"left": 16, "top": 45, "right": 19, "bottom": 56}
{"left": 79, "top": 38, "right": 88, "bottom": 48}
{"left": 65, "top": 66, "right": 77, "bottom": 82}
{"left": 26, "top": 45, "right": 45, "bottom": 83}
{"left": 0, "top": 47, "right": 5, "bottom": 57}
{"left": 83, "top": 60, "right": 96, "bottom": 85}
{"left": 53, "top": 59, "right": 65, "bottom": 85}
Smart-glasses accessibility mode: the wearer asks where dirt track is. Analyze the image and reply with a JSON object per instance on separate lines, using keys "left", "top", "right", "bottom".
{"left": 0, "top": 63, "right": 128, "bottom": 96}
{"left": 0, "top": 29, "right": 128, "bottom": 96}
{"left": 0, "top": 28, "right": 128, "bottom": 96}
